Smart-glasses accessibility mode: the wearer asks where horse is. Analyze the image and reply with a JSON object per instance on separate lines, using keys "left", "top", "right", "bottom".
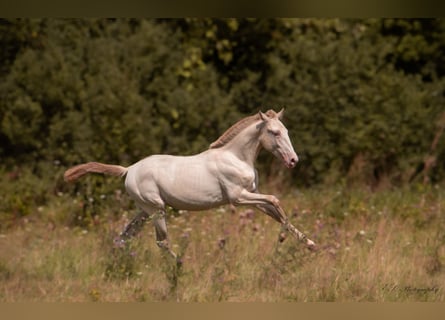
{"left": 64, "top": 109, "right": 315, "bottom": 259}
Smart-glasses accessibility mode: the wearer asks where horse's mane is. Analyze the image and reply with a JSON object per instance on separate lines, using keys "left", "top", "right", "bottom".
{"left": 209, "top": 109, "right": 277, "bottom": 149}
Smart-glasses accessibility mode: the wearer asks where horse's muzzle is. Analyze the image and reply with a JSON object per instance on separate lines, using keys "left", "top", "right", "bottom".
{"left": 289, "top": 156, "right": 298, "bottom": 168}
{"left": 284, "top": 153, "right": 298, "bottom": 168}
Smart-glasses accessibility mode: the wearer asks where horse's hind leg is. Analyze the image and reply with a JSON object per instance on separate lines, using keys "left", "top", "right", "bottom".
{"left": 153, "top": 211, "right": 178, "bottom": 260}
{"left": 115, "top": 209, "right": 151, "bottom": 247}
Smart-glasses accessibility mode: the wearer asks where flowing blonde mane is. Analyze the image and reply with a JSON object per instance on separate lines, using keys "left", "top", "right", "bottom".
{"left": 209, "top": 110, "right": 277, "bottom": 149}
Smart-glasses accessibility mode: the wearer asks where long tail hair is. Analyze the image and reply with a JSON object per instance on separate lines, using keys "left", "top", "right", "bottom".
{"left": 64, "top": 162, "right": 128, "bottom": 182}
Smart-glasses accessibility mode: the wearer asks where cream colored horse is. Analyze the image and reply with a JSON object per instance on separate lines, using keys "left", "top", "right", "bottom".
{"left": 64, "top": 109, "right": 315, "bottom": 258}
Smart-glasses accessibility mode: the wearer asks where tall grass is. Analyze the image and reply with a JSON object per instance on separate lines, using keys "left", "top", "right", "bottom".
{"left": 0, "top": 184, "right": 444, "bottom": 301}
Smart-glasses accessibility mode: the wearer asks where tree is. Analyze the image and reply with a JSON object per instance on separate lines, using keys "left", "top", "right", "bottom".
{"left": 262, "top": 19, "right": 445, "bottom": 186}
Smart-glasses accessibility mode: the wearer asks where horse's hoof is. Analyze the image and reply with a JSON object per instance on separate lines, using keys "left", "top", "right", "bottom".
{"left": 278, "top": 232, "right": 287, "bottom": 243}
{"left": 306, "top": 239, "right": 317, "bottom": 251}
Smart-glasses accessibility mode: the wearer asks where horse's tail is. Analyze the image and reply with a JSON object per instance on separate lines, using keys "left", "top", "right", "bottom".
{"left": 64, "top": 162, "right": 128, "bottom": 182}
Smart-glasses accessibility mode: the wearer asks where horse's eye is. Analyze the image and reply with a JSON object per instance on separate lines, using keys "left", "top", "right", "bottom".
{"left": 269, "top": 130, "right": 281, "bottom": 136}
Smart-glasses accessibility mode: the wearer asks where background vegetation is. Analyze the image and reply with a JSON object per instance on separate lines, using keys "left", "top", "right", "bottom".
{"left": 0, "top": 18, "right": 445, "bottom": 301}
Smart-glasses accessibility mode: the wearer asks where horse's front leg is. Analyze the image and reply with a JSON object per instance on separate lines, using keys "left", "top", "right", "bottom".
{"left": 233, "top": 189, "right": 315, "bottom": 249}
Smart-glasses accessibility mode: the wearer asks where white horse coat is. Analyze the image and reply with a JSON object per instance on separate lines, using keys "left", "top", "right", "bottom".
{"left": 65, "top": 109, "right": 315, "bottom": 258}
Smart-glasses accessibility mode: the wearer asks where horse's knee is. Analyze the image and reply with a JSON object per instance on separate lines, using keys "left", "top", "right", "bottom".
{"left": 268, "top": 195, "right": 280, "bottom": 207}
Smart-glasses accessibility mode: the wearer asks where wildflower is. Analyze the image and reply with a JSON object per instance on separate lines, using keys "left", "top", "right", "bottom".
{"left": 244, "top": 209, "right": 255, "bottom": 220}
{"left": 113, "top": 237, "right": 126, "bottom": 249}
{"left": 239, "top": 209, "right": 255, "bottom": 220}
{"left": 181, "top": 231, "right": 190, "bottom": 239}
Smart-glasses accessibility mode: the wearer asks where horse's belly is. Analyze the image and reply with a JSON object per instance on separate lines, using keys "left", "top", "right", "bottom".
{"left": 164, "top": 193, "right": 226, "bottom": 211}
{"left": 160, "top": 173, "right": 226, "bottom": 210}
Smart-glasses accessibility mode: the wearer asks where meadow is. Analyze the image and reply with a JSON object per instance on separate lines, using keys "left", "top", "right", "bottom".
{"left": 1, "top": 183, "right": 444, "bottom": 302}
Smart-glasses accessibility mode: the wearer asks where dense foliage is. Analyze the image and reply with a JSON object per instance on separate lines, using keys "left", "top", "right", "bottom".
{"left": 1, "top": 18, "right": 445, "bottom": 224}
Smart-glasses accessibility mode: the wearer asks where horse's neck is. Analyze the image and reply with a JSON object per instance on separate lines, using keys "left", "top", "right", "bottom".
{"left": 222, "top": 123, "right": 262, "bottom": 167}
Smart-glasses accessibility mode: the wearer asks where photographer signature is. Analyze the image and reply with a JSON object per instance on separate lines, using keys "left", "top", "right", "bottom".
{"left": 382, "top": 283, "right": 440, "bottom": 295}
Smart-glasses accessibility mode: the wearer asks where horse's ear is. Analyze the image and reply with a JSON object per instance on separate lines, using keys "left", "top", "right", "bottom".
{"left": 277, "top": 108, "right": 284, "bottom": 120}
{"left": 259, "top": 111, "right": 270, "bottom": 121}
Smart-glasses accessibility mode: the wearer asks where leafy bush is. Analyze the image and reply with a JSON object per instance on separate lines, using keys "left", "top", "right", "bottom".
{"left": 263, "top": 19, "right": 445, "bottom": 186}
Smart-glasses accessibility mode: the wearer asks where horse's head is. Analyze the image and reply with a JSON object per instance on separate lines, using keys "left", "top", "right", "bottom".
{"left": 258, "top": 109, "right": 298, "bottom": 169}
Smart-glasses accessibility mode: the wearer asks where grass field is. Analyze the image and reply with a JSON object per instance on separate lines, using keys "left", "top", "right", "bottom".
{"left": 1, "top": 184, "right": 444, "bottom": 301}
